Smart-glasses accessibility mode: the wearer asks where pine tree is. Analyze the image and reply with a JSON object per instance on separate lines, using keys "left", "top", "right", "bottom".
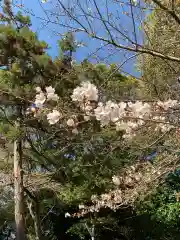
{"left": 0, "top": 1, "right": 63, "bottom": 238}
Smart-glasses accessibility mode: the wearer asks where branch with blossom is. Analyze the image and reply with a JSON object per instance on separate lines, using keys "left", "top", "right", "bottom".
{"left": 30, "top": 81, "right": 180, "bottom": 139}
{"left": 71, "top": 150, "right": 180, "bottom": 217}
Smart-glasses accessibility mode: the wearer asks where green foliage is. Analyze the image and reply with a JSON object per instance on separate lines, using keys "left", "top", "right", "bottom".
{"left": 67, "top": 221, "right": 89, "bottom": 240}
{"left": 58, "top": 32, "right": 76, "bottom": 58}
{"left": 15, "top": 11, "right": 31, "bottom": 26}
{"left": 137, "top": 170, "right": 180, "bottom": 228}
{"left": 0, "top": 123, "right": 20, "bottom": 141}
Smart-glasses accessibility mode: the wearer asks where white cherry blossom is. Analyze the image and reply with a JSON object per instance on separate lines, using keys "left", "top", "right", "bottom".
{"left": 71, "top": 81, "right": 98, "bottom": 103}
{"left": 157, "top": 99, "right": 178, "bottom": 110}
{"left": 46, "top": 86, "right": 59, "bottom": 101}
{"left": 112, "top": 175, "right": 121, "bottom": 186}
{"left": 67, "top": 118, "right": 75, "bottom": 127}
{"left": 47, "top": 110, "right": 61, "bottom": 125}
{"left": 35, "top": 92, "right": 46, "bottom": 108}
{"left": 33, "top": 82, "right": 179, "bottom": 139}
{"left": 94, "top": 101, "right": 126, "bottom": 126}
{"left": 115, "top": 121, "right": 129, "bottom": 131}
{"left": 46, "top": 86, "right": 55, "bottom": 94}
{"left": 84, "top": 104, "right": 93, "bottom": 113}
{"left": 65, "top": 212, "right": 71, "bottom": 218}
{"left": 107, "top": 101, "right": 125, "bottom": 122}
{"left": 155, "top": 123, "right": 174, "bottom": 133}
{"left": 35, "top": 86, "right": 42, "bottom": 93}
{"left": 82, "top": 81, "right": 98, "bottom": 101}
{"left": 72, "top": 128, "right": 79, "bottom": 134}
{"left": 94, "top": 102, "right": 111, "bottom": 126}
{"left": 128, "top": 101, "right": 151, "bottom": 118}
{"left": 79, "top": 204, "right": 85, "bottom": 210}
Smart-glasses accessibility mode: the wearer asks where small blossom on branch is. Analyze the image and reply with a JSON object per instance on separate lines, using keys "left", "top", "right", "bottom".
{"left": 47, "top": 110, "right": 62, "bottom": 125}
{"left": 79, "top": 204, "right": 85, "bottom": 210}
{"left": 72, "top": 159, "right": 175, "bottom": 217}
{"left": 35, "top": 92, "right": 46, "bottom": 108}
{"left": 71, "top": 81, "right": 98, "bottom": 103}
{"left": 65, "top": 212, "right": 71, "bottom": 218}
{"left": 46, "top": 86, "right": 59, "bottom": 102}
{"left": 128, "top": 101, "right": 151, "bottom": 118}
{"left": 112, "top": 175, "right": 121, "bottom": 186}
{"left": 35, "top": 86, "right": 59, "bottom": 107}
{"left": 67, "top": 118, "right": 75, "bottom": 127}
{"left": 72, "top": 128, "right": 79, "bottom": 134}
{"left": 35, "top": 87, "right": 42, "bottom": 93}
{"left": 156, "top": 99, "right": 178, "bottom": 110}
{"left": 94, "top": 101, "right": 126, "bottom": 126}
{"left": 32, "top": 83, "right": 180, "bottom": 137}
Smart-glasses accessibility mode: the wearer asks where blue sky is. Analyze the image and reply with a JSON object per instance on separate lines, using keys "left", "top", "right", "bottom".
{"left": 8, "top": 0, "right": 145, "bottom": 77}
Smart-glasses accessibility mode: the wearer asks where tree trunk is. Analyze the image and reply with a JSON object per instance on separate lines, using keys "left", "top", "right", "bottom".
{"left": 34, "top": 201, "right": 42, "bottom": 240}
{"left": 27, "top": 200, "right": 42, "bottom": 240}
{"left": 14, "top": 138, "right": 27, "bottom": 240}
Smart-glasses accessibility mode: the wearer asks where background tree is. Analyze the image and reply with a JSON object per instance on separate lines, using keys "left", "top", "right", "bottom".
{"left": 141, "top": 1, "right": 180, "bottom": 99}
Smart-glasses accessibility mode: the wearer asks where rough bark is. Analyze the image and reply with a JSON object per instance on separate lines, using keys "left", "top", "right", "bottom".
{"left": 14, "top": 134, "right": 27, "bottom": 240}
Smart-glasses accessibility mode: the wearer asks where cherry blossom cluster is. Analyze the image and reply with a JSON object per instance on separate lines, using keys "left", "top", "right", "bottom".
{"left": 71, "top": 81, "right": 98, "bottom": 120}
{"left": 35, "top": 86, "right": 59, "bottom": 107}
{"left": 33, "top": 86, "right": 62, "bottom": 125}
{"left": 72, "top": 162, "right": 164, "bottom": 217}
{"left": 69, "top": 144, "right": 180, "bottom": 218}
{"left": 71, "top": 82, "right": 179, "bottom": 138}
{"left": 28, "top": 86, "right": 79, "bottom": 132}
{"left": 30, "top": 81, "right": 180, "bottom": 137}
{"left": 72, "top": 190, "right": 123, "bottom": 218}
